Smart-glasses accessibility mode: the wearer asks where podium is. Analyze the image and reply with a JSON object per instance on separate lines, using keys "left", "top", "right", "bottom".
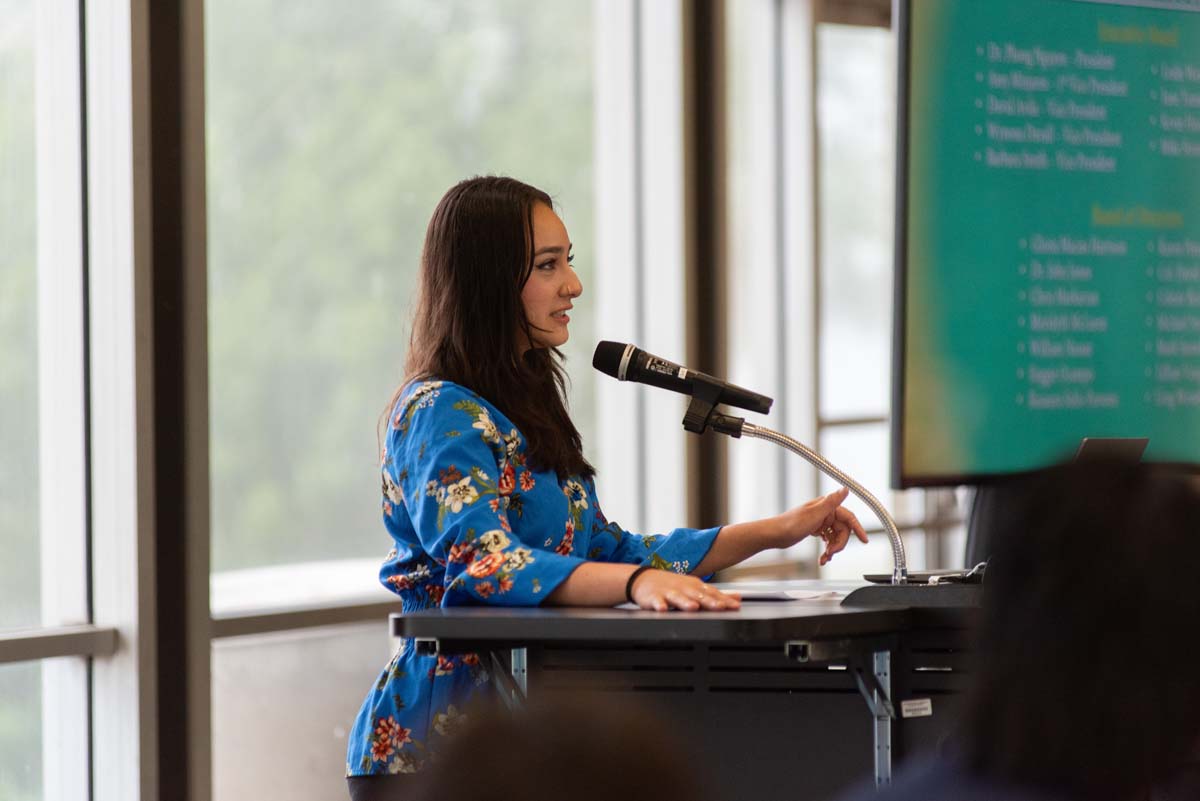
{"left": 393, "top": 581, "right": 979, "bottom": 801}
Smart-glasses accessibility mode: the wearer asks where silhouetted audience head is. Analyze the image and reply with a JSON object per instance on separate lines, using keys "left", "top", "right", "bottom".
{"left": 412, "top": 696, "right": 712, "bottom": 801}
{"left": 962, "top": 461, "right": 1200, "bottom": 800}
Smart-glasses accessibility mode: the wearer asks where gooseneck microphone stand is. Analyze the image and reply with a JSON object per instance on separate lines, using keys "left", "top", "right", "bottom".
{"left": 682, "top": 379, "right": 909, "bottom": 585}
{"left": 741, "top": 423, "right": 907, "bottom": 585}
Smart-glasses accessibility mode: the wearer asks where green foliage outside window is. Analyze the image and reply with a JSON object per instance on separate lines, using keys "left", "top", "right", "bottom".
{"left": 0, "top": 0, "right": 43, "bottom": 796}
{"left": 206, "top": 0, "right": 596, "bottom": 573}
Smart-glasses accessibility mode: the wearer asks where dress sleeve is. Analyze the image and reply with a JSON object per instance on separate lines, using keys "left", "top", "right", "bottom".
{"left": 585, "top": 478, "right": 721, "bottom": 575}
{"left": 387, "top": 385, "right": 586, "bottom": 606}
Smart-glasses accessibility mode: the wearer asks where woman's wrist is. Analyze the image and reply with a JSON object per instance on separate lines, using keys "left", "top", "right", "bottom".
{"left": 624, "top": 564, "right": 655, "bottom": 604}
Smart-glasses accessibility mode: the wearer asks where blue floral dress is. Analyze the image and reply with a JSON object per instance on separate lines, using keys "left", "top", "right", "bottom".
{"left": 346, "top": 379, "right": 721, "bottom": 776}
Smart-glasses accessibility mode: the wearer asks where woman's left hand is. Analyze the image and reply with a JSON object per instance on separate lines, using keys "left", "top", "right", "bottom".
{"left": 689, "top": 487, "right": 871, "bottom": 577}
{"left": 774, "top": 487, "right": 869, "bottom": 565}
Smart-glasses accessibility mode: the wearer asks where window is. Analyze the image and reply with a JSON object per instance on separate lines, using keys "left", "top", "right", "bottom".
{"left": 206, "top": 0, "right": 599, "bottom": 588}
{"left": 0, "top": 0, "right": 40, "bottom": 637}
{"left": 201, "top": 3, "right": 667, "bottom": 798}
{"left": 816, "top": 23, "right": 895, "bottom": 422}
{"left": 0, "top": 2, "right": 97, "bottom": 800}
{"left": 724, "top": 0, "right": 820, "bottom": 570}
{"left": 724, "top": 1, "right": 964, "bottom": 579}
{"left": 0, "top": 662, "right": 41, "bottom": 801}
{"left": 0, "top": 6, "right": 42, "bottom": 794}
{"left": 210, "top": 625, "right": 388, "bottom": 800}
{"left": 815, "top": 19, "right": 965, "bottom": 575}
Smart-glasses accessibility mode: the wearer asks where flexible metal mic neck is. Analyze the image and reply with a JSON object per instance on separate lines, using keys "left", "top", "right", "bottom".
{"left": 740, "top": 422, "right": 908, "bottom": 585}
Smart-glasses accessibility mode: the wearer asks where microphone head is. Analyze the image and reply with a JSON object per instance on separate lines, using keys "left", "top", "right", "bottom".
{"left": 592, "top": 341, "right": 630, "bottom": 379}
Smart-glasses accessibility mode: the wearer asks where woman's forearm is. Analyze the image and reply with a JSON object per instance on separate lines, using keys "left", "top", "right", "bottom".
{"left": 690, "top": 517, "right": 782, "bottom": 576}
{"left": 543, "top": 524, "right": 779, "bottom": 605}
{"left": 691, "top": 488, "right": 866, "bottom": 576}
{"left": 547, "top": 490, "right": 860, "bottom": 606}
{"left": 544, "top": 561, "right": 638, "bottom": 607}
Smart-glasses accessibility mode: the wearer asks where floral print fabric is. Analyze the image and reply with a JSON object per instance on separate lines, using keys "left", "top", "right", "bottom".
{"left": 346, "top": 380, "right": 720, "bottom": 775}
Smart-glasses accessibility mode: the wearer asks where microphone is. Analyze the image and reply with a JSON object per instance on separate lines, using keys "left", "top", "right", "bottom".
{"left": 594, "top": 340, "right": 908, "bottom": 584}
{"left": 592, "top": 341, "right": 773, "bottom": 415}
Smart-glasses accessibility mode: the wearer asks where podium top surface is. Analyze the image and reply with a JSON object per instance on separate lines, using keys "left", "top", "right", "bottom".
{"left": 391, "top": 580, "right": 976, "bottom": 645}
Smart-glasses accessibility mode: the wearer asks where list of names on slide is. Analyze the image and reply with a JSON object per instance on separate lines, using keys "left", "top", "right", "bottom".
{"left": 1015, "top": 232, "right": 1124, "bottom": 411}
{"left": 1150, "top": 236, "right": 1200, "bottom": 408}
{"left": 971, "top": 29, "right": 1200, "bottom": 172}
{"left": 1011, "top": 232, "right": 1200, "bottom": 412}
{"left": 954, "top": 18, "right": 1200, "bottom": 416}
{"left": 975, "top": 40, "right": 1126, "bottom": 172}
{"left": 1156, "top": 61, "right": 1200, "bottom": 158}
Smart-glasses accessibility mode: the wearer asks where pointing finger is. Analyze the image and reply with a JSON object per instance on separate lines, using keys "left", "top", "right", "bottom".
{"left": 839, "top": 508, "right": 869, "bottom": 543}
{"left": 825, "top": 487, "right": 850, "bottom": 507}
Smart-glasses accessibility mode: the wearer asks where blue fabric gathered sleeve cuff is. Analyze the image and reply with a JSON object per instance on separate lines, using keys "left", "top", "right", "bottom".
{"left": 584, "top": 477, "right": 721, "bottom": 576}
{"left": 616, "top": 525, "right": 721, "bottom": 575}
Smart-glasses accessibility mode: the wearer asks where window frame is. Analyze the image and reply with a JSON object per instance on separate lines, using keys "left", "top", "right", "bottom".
{"left": 812, "top": 4, "right": 965, "bottom": 571}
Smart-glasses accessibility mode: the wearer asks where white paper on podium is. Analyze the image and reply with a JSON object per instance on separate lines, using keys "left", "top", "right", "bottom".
{"left": 711, "top": 583, "right": 846, "bottom": 602}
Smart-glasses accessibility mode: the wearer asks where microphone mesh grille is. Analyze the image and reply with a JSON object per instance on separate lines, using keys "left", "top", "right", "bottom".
{"left": 592, "top": 341, "right": 627, "bottom": 378}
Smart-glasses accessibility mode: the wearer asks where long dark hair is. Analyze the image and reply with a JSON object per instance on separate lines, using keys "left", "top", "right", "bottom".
{"left": 964, "top": 462, "right": 1200, "bottom": 800}
{"left": 386, "top": 176, "right": 592, "bottom": 478}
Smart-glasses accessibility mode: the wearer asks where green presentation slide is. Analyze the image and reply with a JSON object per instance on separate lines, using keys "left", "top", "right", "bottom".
{"left": 901, "top": 0, "right": 1200, "bottom": 482}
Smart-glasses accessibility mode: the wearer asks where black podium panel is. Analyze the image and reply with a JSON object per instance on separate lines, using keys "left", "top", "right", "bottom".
{"left": 523, "top": 639, "right": 963, "bottom": 801}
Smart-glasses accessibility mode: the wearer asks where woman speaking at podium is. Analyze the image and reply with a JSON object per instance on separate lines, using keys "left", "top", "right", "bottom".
{"left": 345, "top": 176, "right": 867, "bottom": 797}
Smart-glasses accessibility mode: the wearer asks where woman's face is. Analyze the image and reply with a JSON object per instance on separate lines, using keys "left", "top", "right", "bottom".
{"left": 520, "top": 202, "right": 582, "bottom": 351}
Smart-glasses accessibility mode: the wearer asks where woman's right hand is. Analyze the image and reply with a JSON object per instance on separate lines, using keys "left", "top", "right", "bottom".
{"left": 629, "top": 569, "right": 741, "bottom": 612}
